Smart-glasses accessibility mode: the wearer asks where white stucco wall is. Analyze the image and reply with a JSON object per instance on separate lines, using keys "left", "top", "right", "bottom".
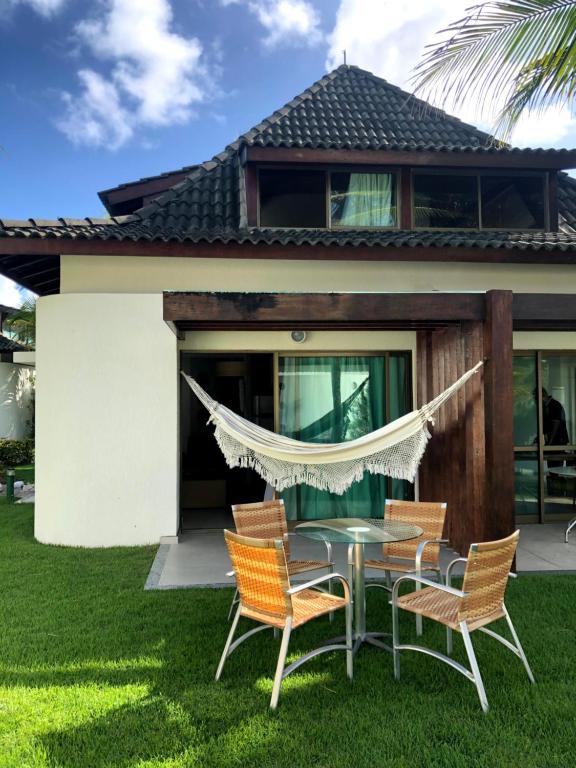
{"left": 0, "top": 362, "right": 34, "bottom": 439}
{"left": 61, "top": 254, "right": 576, "bottom": 294}
{"left": 35, "top": 293, "right": 178, "bottom": 547}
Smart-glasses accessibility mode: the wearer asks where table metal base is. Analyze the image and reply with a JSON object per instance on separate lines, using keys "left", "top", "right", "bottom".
{"left": 321, "top": 631, "right": 393, "bottom": 655}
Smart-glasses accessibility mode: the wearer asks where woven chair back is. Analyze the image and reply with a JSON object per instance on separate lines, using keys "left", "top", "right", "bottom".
{"left": 232, "top": 499, "right": 291, "bottom": 558}
{"left": 224, "top": 529, "right": 292, "bottom": 621}
{"left": 459, "top": 530, "right": 519, "bottom": 624}
{"left": 383, "top": 500, "right": 446, "bottom": 564}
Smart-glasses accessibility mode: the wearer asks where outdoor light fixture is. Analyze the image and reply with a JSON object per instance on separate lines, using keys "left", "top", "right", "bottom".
{"left": 290, "top": 330, "right": 307, "bottom": 343}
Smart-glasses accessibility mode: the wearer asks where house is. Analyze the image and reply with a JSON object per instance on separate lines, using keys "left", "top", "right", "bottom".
{"left": 1, "top": 65, "right": 576, "bottom": 549}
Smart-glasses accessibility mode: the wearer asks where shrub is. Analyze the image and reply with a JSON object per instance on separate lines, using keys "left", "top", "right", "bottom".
{"left": 0, "top": 438, "right": 34, "bottom": 467}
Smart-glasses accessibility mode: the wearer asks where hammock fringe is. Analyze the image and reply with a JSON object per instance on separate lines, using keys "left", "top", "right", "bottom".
{"left": 182, "top": 361, "right": 482, "bottom": 494}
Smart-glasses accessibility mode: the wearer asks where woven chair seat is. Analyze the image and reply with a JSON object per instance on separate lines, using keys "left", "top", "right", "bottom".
{"left": 397, "top": 586, "right": 505, "bottom": 631}
{"left": 242, "top": 590, "right": 347, "bottom": 629}
{"left": 364, "top": 558, "right": 437, "bottom": 573}
{"left": 288, "top": 559, "right": 332, "bottom": 575}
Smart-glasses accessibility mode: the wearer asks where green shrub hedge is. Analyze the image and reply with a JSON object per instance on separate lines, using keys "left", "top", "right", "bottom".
{"left": 0, "top": 439, "right": 34, "bottom": 467}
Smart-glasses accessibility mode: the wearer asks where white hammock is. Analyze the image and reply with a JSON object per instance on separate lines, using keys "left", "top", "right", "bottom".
{"left": 181, "top": 361, "right": 483, "bottom": 495}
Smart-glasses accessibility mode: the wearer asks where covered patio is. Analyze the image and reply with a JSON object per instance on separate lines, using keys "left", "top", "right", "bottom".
{"left": 146, "top": 523, "right": 576, "bottom": 590}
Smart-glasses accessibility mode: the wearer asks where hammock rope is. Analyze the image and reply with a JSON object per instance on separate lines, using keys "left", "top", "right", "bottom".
{"left": 181, "top": 361, "right": 483, "bottom": 495}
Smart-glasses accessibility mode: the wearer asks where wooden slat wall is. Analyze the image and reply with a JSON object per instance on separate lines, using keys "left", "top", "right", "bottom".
{"left": 417, "top": 321, "right": 490, "bottom": 554}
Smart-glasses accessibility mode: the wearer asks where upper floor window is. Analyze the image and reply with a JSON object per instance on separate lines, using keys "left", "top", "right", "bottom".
{"left": 413, "top": 172, "right": 546, "bottom": 230}
{"left": 258, "top": 169, "right": 397, "bottom": 228}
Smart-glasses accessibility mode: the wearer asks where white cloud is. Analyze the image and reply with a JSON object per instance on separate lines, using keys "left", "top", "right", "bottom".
{"left": 226, "top": 0, "right": 322, "bottom": 48}
{"left": 57, "top": 0, "right": 209, "bottom": 149}
{"left": 326, "top": 0, "right": 576, "bottom": 147}
{"left": 7, "top": 0, "right": 66, "bottom": 16}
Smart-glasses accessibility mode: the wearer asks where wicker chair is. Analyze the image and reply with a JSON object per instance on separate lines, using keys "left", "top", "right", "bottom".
{"left": 227, "top": 499, "right": 334, "bottom": 620}
{"left": 391, "top": 530, "right": 535, "bottom": 713}
{"left": 365, "top": 500, "right": 448, "bottom": 635}
{"left": 217, "top": 529, "right": 353, "bottom": 709}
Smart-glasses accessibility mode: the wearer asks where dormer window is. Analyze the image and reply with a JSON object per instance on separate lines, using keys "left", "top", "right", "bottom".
{"left": 413, "top": 171, "right": 546, "bottom": 230}
{"left": 258, "top": 168, "right": 398, "bottom": 228}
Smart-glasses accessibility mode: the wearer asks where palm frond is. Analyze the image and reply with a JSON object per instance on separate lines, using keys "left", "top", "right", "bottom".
{"left": 413, "top": 0, "right": 576, "bottom": 138}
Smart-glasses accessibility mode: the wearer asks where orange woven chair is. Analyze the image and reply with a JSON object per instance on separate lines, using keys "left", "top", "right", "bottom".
{"left": 227, "top": 499, "right": 334, "bottom": 620}
{"left": 391, "top": 530, "right": 535, "bottom": 713}
{"left": 365, "top": 500, "right": 448, "bottom": 635}
{"left": 216, "top": 529, "right": 353, "bottom": 709}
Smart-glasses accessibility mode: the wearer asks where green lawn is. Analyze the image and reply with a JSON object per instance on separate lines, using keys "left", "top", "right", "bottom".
{"left": 1, "top": 500, "right": 574, "bottom": 768}
{"left": 14, "top": 464, "right": 34, "bottom": 484}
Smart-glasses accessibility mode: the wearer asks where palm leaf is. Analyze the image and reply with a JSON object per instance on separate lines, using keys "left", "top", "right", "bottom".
{"left": 413, "top": 0, "right": 576, "bottom": 139}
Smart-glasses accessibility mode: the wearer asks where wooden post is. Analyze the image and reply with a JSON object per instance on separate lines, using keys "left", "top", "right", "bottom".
{"left": 483, "top": 290, "right": 514, "bottom": 541}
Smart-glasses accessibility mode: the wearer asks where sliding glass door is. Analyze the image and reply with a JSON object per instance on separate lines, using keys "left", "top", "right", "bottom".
{"left": 514, "top": 351, "right": 576, "bottom": 522}
{"left": 278, "top": 353, "right": 412, "bottom": 520}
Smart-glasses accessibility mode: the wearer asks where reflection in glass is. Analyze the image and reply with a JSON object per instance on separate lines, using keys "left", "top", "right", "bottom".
{"left": 541, "top": 355, "right": 576, "bottom": 445}
{"left": 413, "top": 174, "right": 479, "bottom": 228}
{"left": 513, "top": 354, "right": 537, "bottom": 446}
{"left": 481, "top": 176, "right": 544, "bottom": 229}
{"left": 544, "top": 453, "right": 576, "bottom": 518}
{"left": 514, "top": 455, "right": 539, "bottom": 518}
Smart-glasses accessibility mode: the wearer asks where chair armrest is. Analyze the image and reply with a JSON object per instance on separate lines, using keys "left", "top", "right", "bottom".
{"left": 391, "top": 573, "right": 467, "bottom": 603}
{"left": 288, "top": 572, "right": 350, "bottom": 602}
{"left": 415, "top": 539, "right": 449, "bottom": 571}
{"left": 288, "top": 533, "right": 333, "bottom": 563}
{"left": 446, "top": 556, "right": 467, "bottom": 587}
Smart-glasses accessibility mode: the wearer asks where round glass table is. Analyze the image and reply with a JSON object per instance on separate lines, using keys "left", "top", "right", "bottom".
{"left": 296, "top": 517, "right": 422, "bottom": 654}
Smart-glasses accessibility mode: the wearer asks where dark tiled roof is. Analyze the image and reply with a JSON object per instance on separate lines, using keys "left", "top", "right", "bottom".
{"left": 0, "top": 334, "right": 28, "bottom": 352}
{"left": 2, "top": 65, "right": 576, "bottom": 251}
{"left": 3, "top": 219, "right": 576, "bottom": 251}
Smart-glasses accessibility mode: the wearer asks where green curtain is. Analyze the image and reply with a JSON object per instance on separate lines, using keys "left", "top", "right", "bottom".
{"left": 335, "top": 173, "right": 395, "bottom": 227}
{"left": 280, "top": 355, "right": 399, "bottom": 520}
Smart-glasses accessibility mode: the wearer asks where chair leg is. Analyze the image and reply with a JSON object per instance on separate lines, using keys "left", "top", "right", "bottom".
{"left": 446, "top": 627, "right": 453, "bottom": 656}
{"left": 460, "top": 621, "right": 489, "bottom": 713}
{"left": 385, "top": 570, "right": 392, "bottom": 590}
{"left": 328, "top": 563, "right": 335, "bottom": 623}
{"left": 415, "top": 566, "right": 423, "bottom": 637}
{"left": 270, "top": 618, "right": 292, "bottom": 710}
{"left": 503, "top": 606, "right": 535, "bottom": 684}
{"left": 227, "top": 588, "right": 239, "bottom": 621}
{"left": 392, "top": 597, "right": 400, "bottom": 680}
{"left": 345, "top": 598, "right": 353, "bottom": 680}
{"left": 216, "top": 605, "right": 241, "bottom": 681}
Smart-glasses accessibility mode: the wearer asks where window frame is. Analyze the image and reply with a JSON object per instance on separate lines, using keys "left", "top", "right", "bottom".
{"left": 256, "top": 165, "right": 401, "bottom": 230}
{"left": 411, "top": 168, "right": 549, "bottom": 231}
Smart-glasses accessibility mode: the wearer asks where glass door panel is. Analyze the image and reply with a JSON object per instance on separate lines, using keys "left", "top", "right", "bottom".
{"left": 278, "top": 353, "right": 412, "bottom": 520}
{"left": 513, "top": 354, "right": 538, "bottom": 446}
{"left": 514, "top": 351, "right": 576, "bottom": 523}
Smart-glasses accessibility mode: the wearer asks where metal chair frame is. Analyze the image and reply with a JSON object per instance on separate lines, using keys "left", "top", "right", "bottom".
{"left": 365, "top": 500, "right": 448, "bottom": 636}
{"left": 227, "top": 499, "right": 334, "bottom": 620}
{"left": 216, "top": 537, "right": 353, "bottom": 710}
{"left": 391, "top": 537, "right": 535, "bottom": 713}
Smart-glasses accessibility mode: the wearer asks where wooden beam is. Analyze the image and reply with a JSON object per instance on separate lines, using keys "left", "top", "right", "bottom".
{"left": 3, "top": 236, "right": 576, "bottom": 266}
{"left": 399, "top": 167, "right": 412, "bottom": 229}
{"left": 483, "top": 290, "right": 514, "bottom": 542}
{"left": 245, "top": 145, "right": 576, "bottom": 170}
{"left": 245, "top": 164, "right": 258, "bottom": 227}
{"left": 163, "top": 291, "right": 485, "bottom": 329}
{"left": 513, "top": 294, "right": 576, "bottom": 328}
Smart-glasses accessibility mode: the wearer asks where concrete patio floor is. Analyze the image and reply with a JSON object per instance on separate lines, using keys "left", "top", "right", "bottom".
{"left": 145, "top": 522, "right": 576, "bottom": 590}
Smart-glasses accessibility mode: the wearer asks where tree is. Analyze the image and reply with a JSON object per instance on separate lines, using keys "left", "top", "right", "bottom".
{"left": 413, "top": 1, "right": 576, "bottom": 140}
{"left": 5, "top": 298, "right": 36, "bottom": 348}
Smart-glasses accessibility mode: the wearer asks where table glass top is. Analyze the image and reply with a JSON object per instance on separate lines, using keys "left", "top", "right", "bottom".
{"left": 295, "top": 517, "right": 423, "bottom": 544}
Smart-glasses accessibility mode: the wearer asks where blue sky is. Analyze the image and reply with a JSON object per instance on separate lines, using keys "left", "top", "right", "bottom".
{"left": 2, "top": 0, "right": 576, "bottom": 301}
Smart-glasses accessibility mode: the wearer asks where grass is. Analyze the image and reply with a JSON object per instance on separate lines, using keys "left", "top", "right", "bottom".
{"left": 0, "top": 500, "right": 574, "bottom": 768}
